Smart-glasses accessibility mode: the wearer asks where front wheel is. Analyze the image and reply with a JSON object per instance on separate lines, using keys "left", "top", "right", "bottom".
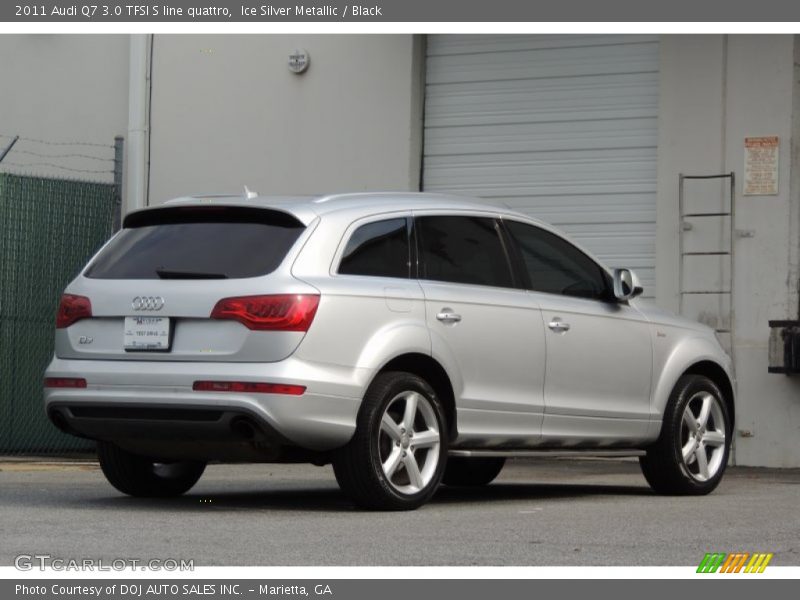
{"left": 333, "top": 371, "right": 448, "bottom": 510}
{"left": 640, "top": 374, "right": 731, "bottom": 495}
{"left": 97, "top": 441, "right": 206, "bottom": 497}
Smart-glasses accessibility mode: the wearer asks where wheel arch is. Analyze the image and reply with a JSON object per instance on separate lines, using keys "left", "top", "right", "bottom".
{"left": 374, "top": 353, "right": 457, "bottom": 442}
{"left": 682, "top": 360, "right": 735, "bottom": 429}
{"left": 651, "top": 336, "right": 735, "bottom": 430}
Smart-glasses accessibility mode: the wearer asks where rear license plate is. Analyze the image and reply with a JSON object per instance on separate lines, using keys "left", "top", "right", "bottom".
{"left": 124, "top": 316, "right": 171, "bottom": 351}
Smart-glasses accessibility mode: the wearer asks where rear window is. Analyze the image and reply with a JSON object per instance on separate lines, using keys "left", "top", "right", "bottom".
{"left": 85, "top": 207, "right": 305, "bottom": 280}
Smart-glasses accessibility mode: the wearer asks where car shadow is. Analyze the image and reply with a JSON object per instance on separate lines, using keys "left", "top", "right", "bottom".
{"left": 74, "top": 480, "right": 653, "bottom": 513}
{"left": 433, "top": 482, "right": 653, "bottom": 505}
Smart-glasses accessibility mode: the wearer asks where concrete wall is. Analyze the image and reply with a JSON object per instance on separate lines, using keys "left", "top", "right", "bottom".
{"left": 657, "top": 35, "right": 800, "bottom": 467}
{"left": 147, "top": 34, "right": 424, "bottom": 204}
{"left": 0, "top": 35, "right": 128, "bottom": 183}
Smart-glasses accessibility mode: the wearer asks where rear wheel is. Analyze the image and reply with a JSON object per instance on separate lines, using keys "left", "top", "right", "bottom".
{"left": 97, "top": 441, "right": 206, "bottom": 497}
{"left": 640, "top": 374, "right": 731, "bottom": 495}
{"left": 442, "top": 457, "right": 505, "bottom": 487}
{"left": 333, "top": 371, "right": 448, "bottom": 510}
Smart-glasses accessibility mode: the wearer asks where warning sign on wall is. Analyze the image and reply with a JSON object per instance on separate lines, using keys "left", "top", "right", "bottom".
{"left": 744, "top": 136, "right": 779, "bottom": 196}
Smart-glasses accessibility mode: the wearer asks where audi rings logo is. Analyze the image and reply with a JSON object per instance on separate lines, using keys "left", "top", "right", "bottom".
{"left": 132, "top": 296, "right": 165, "bottom": 311}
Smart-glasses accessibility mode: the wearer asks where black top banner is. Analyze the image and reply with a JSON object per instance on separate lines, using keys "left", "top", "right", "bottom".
{"left": 4, "top": 0, "right": 800, "bottom": 22}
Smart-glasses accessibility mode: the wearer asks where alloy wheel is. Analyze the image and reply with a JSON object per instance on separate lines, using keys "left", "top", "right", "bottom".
{"left": 378, "top": 390, "right": 442, "bottom": 494}
{"left": 680, "top": 391, "right": 727, "bottom": 482}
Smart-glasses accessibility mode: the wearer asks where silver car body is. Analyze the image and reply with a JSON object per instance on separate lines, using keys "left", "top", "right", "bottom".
{"left": 44, "top": 193, "right": 735, "bottom": 460}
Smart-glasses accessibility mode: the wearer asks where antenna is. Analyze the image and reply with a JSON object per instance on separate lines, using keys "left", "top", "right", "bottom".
{"left": 243, "top": 185, "right": 258, "bottom": 199}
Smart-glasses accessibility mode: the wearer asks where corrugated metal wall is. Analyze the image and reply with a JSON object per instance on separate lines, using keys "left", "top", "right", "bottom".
{"left": 422, "top": 35, "right": 660, "bottom": 297}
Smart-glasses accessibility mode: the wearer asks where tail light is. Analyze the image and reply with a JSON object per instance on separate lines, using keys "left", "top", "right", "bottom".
{"left": 56, "top": 294, "right": 92, "bottom": 328}
{"left": 44, "top": 377, "right": 87, "bottom": 388}
{"left": 210, "top": 294, "right": 320, "bottom": 331}
{"left": 193, "top": 381, "right": 306, "bottom": 395}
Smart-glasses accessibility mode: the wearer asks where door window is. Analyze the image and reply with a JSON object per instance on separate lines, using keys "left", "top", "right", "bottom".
{"left": 505, "top": 220, "right": 610, "bottom": 300}
{"left": 338, "top": 218, "right": 410, "bottom": 279}
{"left": 416, "top": 216, "right": 513, "bottom": 288}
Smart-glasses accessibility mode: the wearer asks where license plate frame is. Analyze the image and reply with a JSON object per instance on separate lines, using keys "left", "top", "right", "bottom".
{"left": 123, "top": 316, "right": 172, "bottom": 352}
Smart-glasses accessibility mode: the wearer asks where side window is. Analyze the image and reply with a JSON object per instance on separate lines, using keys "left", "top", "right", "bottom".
{"left": 338, "top": 218, "right": 410, "bottom": 278}
{"left": 505, "top": 220, "right": 610, "bottom": 301}
{"left": 417, "top": 216, "right": 513, "bottom": 288}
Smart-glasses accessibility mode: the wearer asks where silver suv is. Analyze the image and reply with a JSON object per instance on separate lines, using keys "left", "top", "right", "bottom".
{"left": 45, "top": 193, "right": 735, "bottom": 510}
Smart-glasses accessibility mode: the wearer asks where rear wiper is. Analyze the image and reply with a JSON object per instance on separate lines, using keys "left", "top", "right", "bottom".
{"left": 155, "top": 268, "right": 228, "bottom": 280}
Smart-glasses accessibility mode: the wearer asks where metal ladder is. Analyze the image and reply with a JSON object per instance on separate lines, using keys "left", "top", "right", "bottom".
{"left": 677, "top": 172, "right": 736, "bottom": 357}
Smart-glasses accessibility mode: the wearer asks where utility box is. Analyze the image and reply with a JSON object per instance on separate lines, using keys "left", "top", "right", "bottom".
{"left": 768, "top": 320, "right": 800, "bottom": 374}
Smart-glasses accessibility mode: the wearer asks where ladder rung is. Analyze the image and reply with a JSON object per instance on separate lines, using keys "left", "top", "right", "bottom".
{"left": 682, "top": 212, "right": 732, "bottom": 217}
{"left": 680, "top": 174, "right": 734, "bottom": 180}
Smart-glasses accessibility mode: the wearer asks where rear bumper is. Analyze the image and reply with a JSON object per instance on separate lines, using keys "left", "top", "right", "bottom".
{"left": 44, "top": 355, "right": 368, "bottom": 453}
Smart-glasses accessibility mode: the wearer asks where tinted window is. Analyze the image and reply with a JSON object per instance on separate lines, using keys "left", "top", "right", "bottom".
{"left": 338, "top": 218, "right": 410, "bottom": 278}
{"left": 505, "top": 220, "right": 609, "bottom": 300}
{"left": 417, "top": 216, "right": 513, "bottom": 288}
{"left": 85, "top": 207, "right": 304, "bottom": 279}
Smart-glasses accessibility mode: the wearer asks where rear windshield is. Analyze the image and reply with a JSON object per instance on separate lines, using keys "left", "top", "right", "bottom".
{"left": 85, "top": 206, "right": 305, "bottom": 280}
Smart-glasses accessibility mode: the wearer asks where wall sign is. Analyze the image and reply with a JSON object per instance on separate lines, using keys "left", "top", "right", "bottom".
{"left": 744, "top": 136, "right": 779, "bottom": 196}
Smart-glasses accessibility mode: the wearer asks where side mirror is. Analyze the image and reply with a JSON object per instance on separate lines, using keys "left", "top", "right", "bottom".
{"left": 613, "top": 268, "right": 644, "bottom": 301}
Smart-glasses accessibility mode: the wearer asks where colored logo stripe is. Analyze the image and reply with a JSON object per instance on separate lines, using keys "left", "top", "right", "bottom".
{"left": 697, "top": 553, "right": 726, "bottom": 573}
{"left": 697, "top": 552, "right": 773, "bottom": 573}
{"left": 745, "top": 553, "right": 773, "bottom": 573}
{"left": 721, "top": 553, "right": 749, "bottom": 573}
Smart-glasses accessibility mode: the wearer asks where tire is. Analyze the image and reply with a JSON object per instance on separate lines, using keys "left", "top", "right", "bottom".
{"left": 640, "top": 374, "right": 732, "bottom": 495}
{"left": 333, "top": 371, "right": 448, "bottom": 510}
{"left": 97, "top": 441, "right": 206, "bottom": 498}
{"left": 442, "top": 457, "right": 505, "bottom": 487}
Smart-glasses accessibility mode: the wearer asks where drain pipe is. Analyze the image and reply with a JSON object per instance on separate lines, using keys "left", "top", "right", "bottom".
{"left": 126, "top": 34, "right": 150, "bottom": 213}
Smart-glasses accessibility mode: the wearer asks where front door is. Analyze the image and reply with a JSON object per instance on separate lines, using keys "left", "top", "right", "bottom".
{"left": 503, "top": 220, "right": 653, "bottom": 445}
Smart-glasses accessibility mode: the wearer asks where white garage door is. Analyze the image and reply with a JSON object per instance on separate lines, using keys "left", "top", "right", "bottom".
{"left": 423, "top": 35, "right": 660, "bottom": 298}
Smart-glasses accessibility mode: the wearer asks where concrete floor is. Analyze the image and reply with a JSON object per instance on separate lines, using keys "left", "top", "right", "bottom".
{"left": 1, "top": 457, "right": 798, "bottom": 566}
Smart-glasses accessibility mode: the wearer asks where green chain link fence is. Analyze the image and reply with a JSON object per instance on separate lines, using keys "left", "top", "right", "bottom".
{"left": 0, "top": 172, "right": 116, "bottom": 454}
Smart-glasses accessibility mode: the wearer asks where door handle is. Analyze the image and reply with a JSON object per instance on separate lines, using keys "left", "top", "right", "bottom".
{"left": 436, "top": 310, "right": 462, "bottom": 324}
{"left": 548, "top": 318, "right": 570, "bottom": 333}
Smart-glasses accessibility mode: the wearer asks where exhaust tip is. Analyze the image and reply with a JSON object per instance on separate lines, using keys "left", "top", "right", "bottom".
{"left": 48, "top": 410, "right": 70, "bottom": 433}
{"left": 230, "top": 417, "right": 258, "bottom": 441}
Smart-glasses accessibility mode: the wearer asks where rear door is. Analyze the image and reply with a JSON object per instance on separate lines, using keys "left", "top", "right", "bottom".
{"left": 292, "top": 214, "right": 429, "bottom": 371}
{"left": 415, "top": 213, "right": 546, "bottom": 447}
{"left": 503, "top": 220, "right": 653, "bottom": 443}
{"left": 56, "top": 205, "right": 318, "bottom": 362}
